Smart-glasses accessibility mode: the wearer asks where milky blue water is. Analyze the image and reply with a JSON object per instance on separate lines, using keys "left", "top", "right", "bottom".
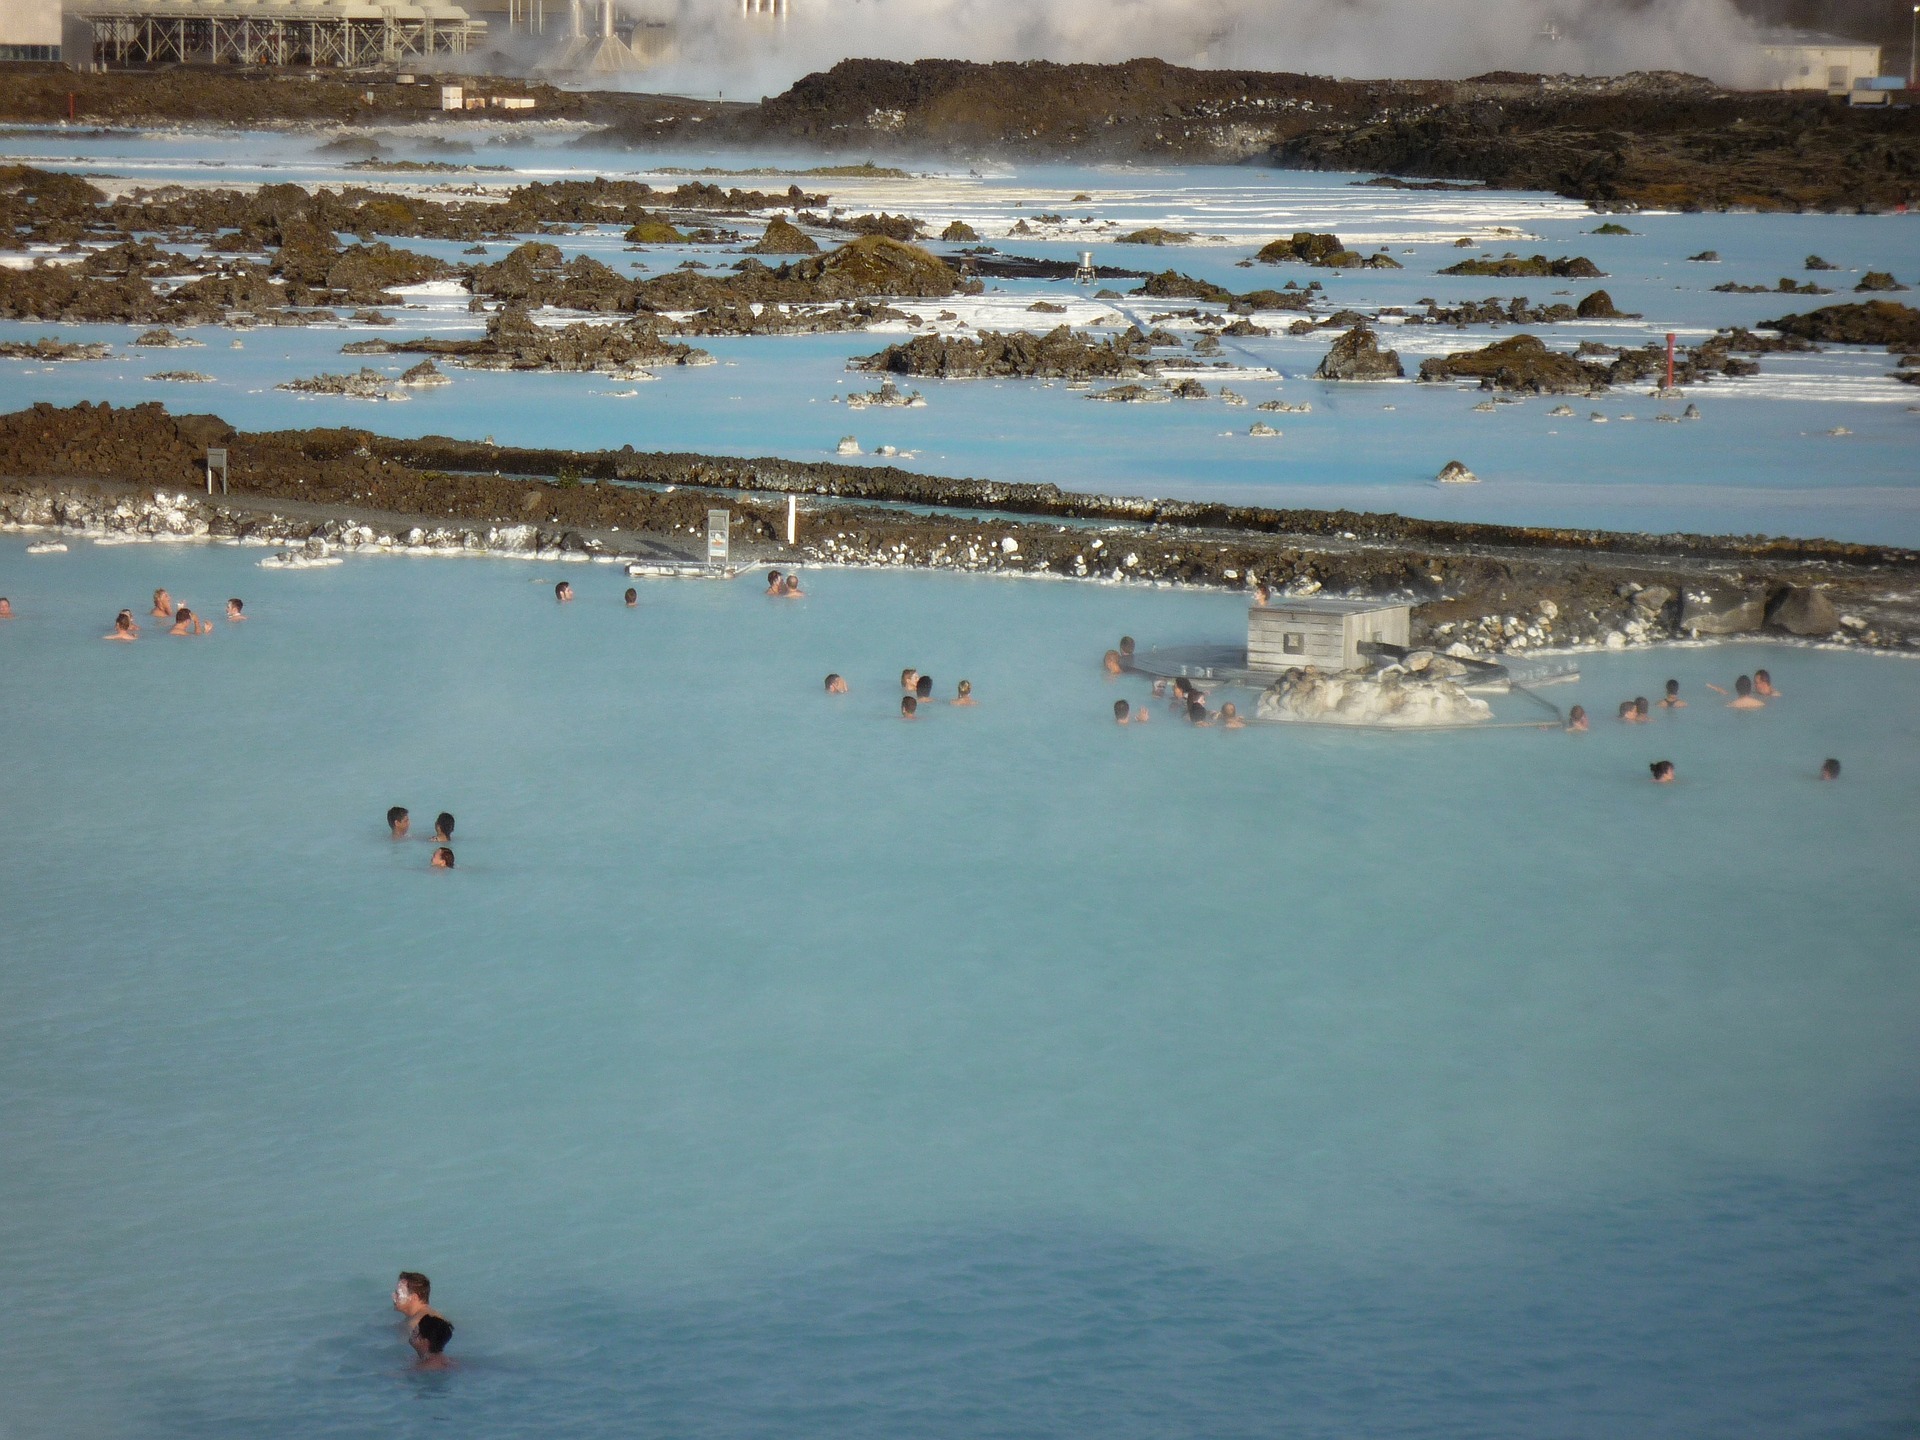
{"left": 3, "top": 129, "right": 1918, "bottom": 541}
{"left": 3, "top": 534, "right": 1919, "bottom": 1438}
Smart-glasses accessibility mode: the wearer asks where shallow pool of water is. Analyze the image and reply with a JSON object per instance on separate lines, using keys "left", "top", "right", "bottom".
{"left": 2, "top": 536, "right": 1917, "bottom": 1438}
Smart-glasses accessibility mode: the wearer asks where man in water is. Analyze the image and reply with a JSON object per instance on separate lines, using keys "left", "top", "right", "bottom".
{"left": 1650, "top": 760, "right": 1676, "bottom": 783}
{"left": 915, "top": 675, "right": 934, "bottom": 702}
{"left": 432, "top": 813, "right": 455, "bottom": 843}
{"left": 1820, "top": 758, "right": 1841, "bottom": 781}
{"left": 1186, "top": 698, "right": 1211, "bottom": 726}
{"left": 151, "top": 588, "right": 173, "bottom": 619}
{"left": 170, "top": 607, "right": 212, "bottom": 636}
{"left": 900, "top": 695, "right": 918, "bottom": 720}
{"left": 766, "top": 570, "right": 785, "bottom": 596}
{"left": 952, "top": 680, "right": 976, "bottom": 706}
{"left": 1118, "top": 637, "right": 1135, "bottom": 667}
{"left": 1102, "top": 650, "right": 1124, "bottom": 675}
{"left": 388, "top": 807, "right": 410, "bottom": 840}
{"left": 555, "top": 582, "right": 574, "bottom": 603}
{"left": 393, "top": 1272, "right": 452, "bottom": 1364}
{"left": 825, "top": 673, "right": 848, "bottom": 694}
{"left": 0, "top": 597, "right": 12, "bottom": 619}
{"left": 1659, "top": 680, "right": 1684, "bottom": 708}
{"left": 783, "top": 572, "right": 804, "bottom": 597}
{"left": 226, "top": 599, "right": 246, "bottom": 623}
{"left": 104, "top": 611, "right": 137, "bottom": 642}
{"left": 901, "top": 668, "right": 919, "bottom": 694}
{"left": 624, "top": 588, "right": 638, "bottom": 607}
{"left": 1728, "top": 675, "right": 1765, "bottom": 709}
{"left": 1565, "top": 705, "right": 1588, "bottom": 732}
{"left": 431, "top": 847, "right": 455, "bottom": 869}
{"left": 1219, "top": 702, "right": 1245, "bottom": 729}
{"left": 1114, "top": 699, "right": 1131, "bottom": 725}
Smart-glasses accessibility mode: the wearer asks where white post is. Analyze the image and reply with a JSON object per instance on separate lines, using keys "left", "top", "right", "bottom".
{"left": 786, "top": 494, "right": 797, "bottom": 546}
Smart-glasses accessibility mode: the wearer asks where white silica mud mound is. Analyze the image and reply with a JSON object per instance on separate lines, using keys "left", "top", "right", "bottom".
{"left": 1255, "top": 662, "right": 1495, "bottom": 726}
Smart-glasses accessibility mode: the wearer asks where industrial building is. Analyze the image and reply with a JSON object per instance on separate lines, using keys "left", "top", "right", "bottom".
{"left": 0, "top": 0, "right": 64, "bottom": 60}
{"left": 64, "top": 0, "right": 487, "bottom": 68}
{"left": 1759, "top": 33, "right": 1883, "bottom": 92}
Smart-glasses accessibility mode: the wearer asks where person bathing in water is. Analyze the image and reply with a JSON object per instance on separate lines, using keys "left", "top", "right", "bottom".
{"left": 388, "top": 807, "right": 410, "bottom": 840}
{"left": 1219, "top": 702, "right": 1245, "bottom": 729}
{"left": 150, "top": 588, "right": 173, "bottom": 619}
{"left": 394, "top": 1272, "right": 454, "bottom": 1366}
{"left": 1727, "top": 675, "right": 1765, "bottom": 709}
{"left": 900, "top": 668, "right": 919, "bottom": 694}
{"left": 1565, "top": 704, "right": 1588, "bottom": 732}
{"left": 1114, "top": 699, "right": 1131, "bottom": 725}
{"left": 1754, "top": 669, "right": 1780, "bottom": 697}
{"left": 915, "top": 675, "right": 934, "bottom": 703}
{"left": 1820, "top": 758, "right": 1841, "bottom": 781}
{"left": 1650, "top": 760, "right": 1676, "bottom": 784}
{"left": 0, "top": 597, "right": 12, "bottom": 619}
{"left": 952, "top": 680, "right": 976, "bottom": 706}
{"left": 1659, "top": 679, "right": 1684, "bottom": 708}
{"left": 824, "top": 673, "right": 848, "bottom": 694}
{"left": 432, "top": 813, "right": 455, "bottom": 843}
{"left": 783, "top": 571, "right": 804, "bottom": 597}
{"left": 104, "top": 610, "right": 138, "bottom": 642}
{"left": 170, "top": 607, "right": 213, "bottom": 636}
{"left": 765, "top": 570, "right": 785, "bottom": 596}
{"left": 431, "top": 847, "right": 455, "bottom": 869}
{"left": 625, "top": 588, "right": 638, "bottom": 607}
{"left": 900, "top": 695, "right": 918, "bottom": 720}
{"left": 226, "top": 598, "right": 246, "bottom": 623}
{"left": 555, "top": 582, "right": 574, "bottom": 603}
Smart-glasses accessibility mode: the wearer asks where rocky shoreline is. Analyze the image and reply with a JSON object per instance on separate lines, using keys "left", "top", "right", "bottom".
{"left": 3, "top": 401, "right": 1917, "bottom": 659}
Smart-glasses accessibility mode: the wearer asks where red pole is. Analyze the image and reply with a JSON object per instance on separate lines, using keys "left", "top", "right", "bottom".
{"left": 68, "top": 92, "right": 75, "bottom": 121}
{"left": 1666, "top": 331, "right": 1675, "bottom": 391}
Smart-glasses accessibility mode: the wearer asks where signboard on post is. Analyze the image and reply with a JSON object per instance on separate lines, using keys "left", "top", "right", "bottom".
{"left": 706, "top": 510, "right": 730, "bottom": 570}
{"left": 205, "top": 448, "right": 228, "bottom": 496}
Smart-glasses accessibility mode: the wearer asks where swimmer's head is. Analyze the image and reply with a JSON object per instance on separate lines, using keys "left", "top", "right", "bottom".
{"left": 1567, "top": 704, "right": 1587, "bottom": 726}
{"left": 387, "top": 807, "right": 409, "bottom": 837}
{"left": 624, "top": 588, "right": 637, "bottom": 606}
{"left": 395, "top": 1272, "right": 431, "bottom": 1308}
{"left": 175, "top": 607, "right": 191, "bottom": 623}
{"left": 1735, "top": 675, "right": 1752, "bottom": 696}
{"left": 900, "top": 695, "right": 917, "bottom": 718}
{"left": 916, "top": 675, "right": 933, "bottom": 699}
{"left": 431, "top": 847, "right": 455, "bottom": 869}
{"left": 1755, "top": 668, "right": 1772, "bottom": 686}
{"left": 1114, "top": 699, "right": 1130, "bottom": 723}
{"left": 1617, "top": 701, "right": 1634, "bottom": 719}
{"left": 1186, "top": 699, "right": 1206, "bottom": 723}
{"left": 434, "top": 813, "right": 455, "bottom": 841}
{"left": 901, "top": 668, "right": 918, "bottom": 690}
{"left": 767, "top": 570, "right": 783, "bottom": 587}
{"left": 227, "top": 598, "right": 243, "bottom": 617}
{"left": 115, "top": 612, "right": 134, "bottom": 633}
{"left": 1650, "top": 760, "right": 1675, "bottom": 783}
{"left": 0, "top": 597, "right": 12, "bottom": 616}
{"left": 825, "top": 673, "right": 845, "bottom": 693}
{"left": 1634, "top": 697, "right": 1649, "bottom": 717}
{"left": 1820, "top": 758, "right": 1841, "bottom": 781}
{"left": 1173, "top": 677, "right": 1192, "bottom": 697}
{"left": 1665, "top": 679, "right": 1679, "bottom": 697}
{"left": 555, "top": 582, "right": 572, "bottom": 601}
{"left": 1220, "top": 702, "right": 1238, "bottom": 719}
{"left": 413, "top": 1315, "right": 454, "bottom": 1356}
{"left": 1119, "top": 636, "right": 1135, "bottom": 657}
{"left": 957, "top": 680, "right": 971, "bottom": 698}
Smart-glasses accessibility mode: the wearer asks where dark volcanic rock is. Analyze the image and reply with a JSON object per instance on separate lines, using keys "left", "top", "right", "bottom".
{"left": 1314, "top": 324, "right": 1403, "bottom": 380}
{"left": 1763, "top": 301, "right": 1920, "bottom": 347}
{"left": 1132, "top": 270, "right": 1233, "bottom": 303}
{"left": 1440, "top": 254, "right": 1603, "bottom": 279}
{"left": 1855, "top": 271, "right": 1908, "bottom": 293}
{"left": 1765, "top": 584, "right": 1840, "bottom": 636}
{"left": 853, "top": 325, "right": 1148, "bottom": 379}
{"left": 746, "top": 216, "right": 819, "bottom": 254}
{"left": 1575, "top": 289, "right": 1626, "bottom": 318}
{"left": 1418, "top": 334, "right": 1602, "bottom": 393}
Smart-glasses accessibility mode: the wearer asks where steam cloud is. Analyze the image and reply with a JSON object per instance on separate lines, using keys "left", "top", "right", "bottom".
{"left": 609, "top": 0, "right": 1774, "bottom": 99}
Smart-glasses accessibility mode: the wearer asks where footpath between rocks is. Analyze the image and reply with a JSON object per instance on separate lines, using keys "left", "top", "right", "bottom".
{"left": 2, "top": 400, "right": 1916, "bottom": 657}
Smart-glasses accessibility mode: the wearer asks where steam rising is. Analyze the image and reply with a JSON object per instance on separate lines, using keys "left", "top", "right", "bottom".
{"left": 608, "top": 0, "right": 1773, "bottom": 98}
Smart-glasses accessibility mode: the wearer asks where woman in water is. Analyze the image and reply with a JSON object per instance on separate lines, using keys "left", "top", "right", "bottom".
{"left": 104, "top": 610, "right": 137, "bottom": 642}
{"left": 1649, "top": 760, "right": 1676, "bottom": 784}
{"left": 432, "top": 813, "right": 455, "bottom": 843}
{"left": 1659, "top": 679, "right": 1684, "bottom": 708}
{"left": 1565, "top": 704, "right": 1588, "bottom": 732}
{"left": 0, "top": 597, "right": 12, "bottom": 619}
{"left": 1754, "top": 669, "right": 1780, "bottom": 697}
{"left": 431, "top": 847, "right": 455, "bottom": 869}
{"left": 150, "top": 588, "right": 173, "bottom": 619}
{"left": 952, "top": 680, "right": 976, "bottom": 706}
{"left": 170, "top": 607, "right": 212, "bottom": 636}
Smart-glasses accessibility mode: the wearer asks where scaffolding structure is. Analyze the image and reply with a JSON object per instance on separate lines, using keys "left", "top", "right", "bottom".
{"left": 71, "top": 0, "right": 486, "bottom": 67}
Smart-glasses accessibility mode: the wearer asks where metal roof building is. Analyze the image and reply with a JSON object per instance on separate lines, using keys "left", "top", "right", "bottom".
{"left": 66, "top": 0, "right": 486, "bottom": 67}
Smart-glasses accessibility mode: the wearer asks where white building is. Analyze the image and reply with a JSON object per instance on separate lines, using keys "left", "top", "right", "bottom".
{"left": 0, "top": 0, "right": 64, "bottom": 60}
{"left": 1247, "top": 599, "right": 1411, "bottom": 675}
{"left": 1758, "top": 34, "right": 1883, "bottom": 93}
